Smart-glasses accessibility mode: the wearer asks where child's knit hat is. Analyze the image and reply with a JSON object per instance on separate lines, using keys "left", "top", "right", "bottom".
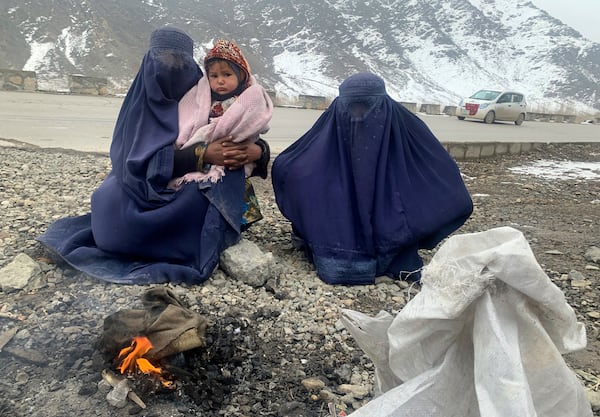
{"left": 204, "top": 39, "right": 251, "bottom": 89}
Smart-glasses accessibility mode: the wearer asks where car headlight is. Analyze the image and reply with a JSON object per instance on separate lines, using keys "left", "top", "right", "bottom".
{"left": 479, "top": 103, "right": 488, "bottom": 109}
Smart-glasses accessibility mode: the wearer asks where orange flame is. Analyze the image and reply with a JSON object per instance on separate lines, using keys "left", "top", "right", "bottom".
{"left": 116, "top": 336, "right": 174, "bottom": 388}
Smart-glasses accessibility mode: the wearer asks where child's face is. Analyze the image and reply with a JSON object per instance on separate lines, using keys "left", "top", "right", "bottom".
{"left": 207, "top": 61, "right": 240, "bottom": 96}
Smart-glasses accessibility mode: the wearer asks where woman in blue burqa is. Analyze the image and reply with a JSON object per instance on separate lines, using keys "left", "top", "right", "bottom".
{"left": 38, "top": 26, "right": 269, "bottom": 284}
{"left": 271, "top": 72, "right": 473, "bottom": 285}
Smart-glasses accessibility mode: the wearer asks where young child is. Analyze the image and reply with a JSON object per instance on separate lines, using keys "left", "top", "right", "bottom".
{"left": 173, "top": 39, "right": 273, "bottom": 186}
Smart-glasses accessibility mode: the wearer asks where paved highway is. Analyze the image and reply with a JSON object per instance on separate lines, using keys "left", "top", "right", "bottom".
{"left": 0, "top": 90, "right": 597, "bottom": 154}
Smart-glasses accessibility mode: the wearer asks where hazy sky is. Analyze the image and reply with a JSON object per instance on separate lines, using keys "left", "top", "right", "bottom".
{"left": 532, "top": 0, "right": 600, "bottom": 43}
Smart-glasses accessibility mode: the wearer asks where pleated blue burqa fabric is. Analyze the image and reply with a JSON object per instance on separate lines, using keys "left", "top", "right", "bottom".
{"left": 271, "top": 73, "right": 473, "bottom": 285}
{"left": 37, "top": 26, "right": 245, "bottom": 284}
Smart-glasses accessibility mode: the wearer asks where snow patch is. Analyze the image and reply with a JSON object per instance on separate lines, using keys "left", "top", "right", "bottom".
{"left": 23, "top": 41, "right": 54, "bottom": 72}
{"left": 60, "top": 27, "right": 90, "bottom": 67}
{"left": 273, "top": 49, "right": 337, "bottom": 97}
{"left": 509, "top": 160, "right": 600, "bottom": 180}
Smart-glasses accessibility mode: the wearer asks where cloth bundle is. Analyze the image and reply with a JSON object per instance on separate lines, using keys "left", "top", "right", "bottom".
{"left": 100, "top": 287, "right": 208, "bottom": 361}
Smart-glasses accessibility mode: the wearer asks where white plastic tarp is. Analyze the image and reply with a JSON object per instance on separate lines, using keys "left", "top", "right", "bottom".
{"left": 342, "top": 226, "right": 592, "bottom": 417}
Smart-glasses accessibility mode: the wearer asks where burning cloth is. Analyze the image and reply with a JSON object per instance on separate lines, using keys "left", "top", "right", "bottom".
{"left": 100, "top": 287, "right": 207, "bottom": 360}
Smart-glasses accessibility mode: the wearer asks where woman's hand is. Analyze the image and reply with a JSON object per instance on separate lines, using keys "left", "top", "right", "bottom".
{"left": 204, "top": 136, "right": 262, "bottom": 170}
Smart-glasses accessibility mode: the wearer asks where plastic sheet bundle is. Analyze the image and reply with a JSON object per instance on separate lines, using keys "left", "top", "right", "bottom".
{"left": 342, "top": 227, "right": 592, "bottom": 417}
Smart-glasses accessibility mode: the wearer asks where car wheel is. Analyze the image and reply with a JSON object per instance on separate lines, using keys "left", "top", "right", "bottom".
{"left": 484, "top": 111, "right": 495, "bottom": 124}
{"left": 515, "top": 113, "right": 525, "bottom": 125}
{"left": 457, "top": 116, "right": 465, "bottom": 120}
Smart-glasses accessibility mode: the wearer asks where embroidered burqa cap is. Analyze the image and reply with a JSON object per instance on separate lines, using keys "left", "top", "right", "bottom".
{"left": 150, "top": 26, "right": 194, "bottom": 54}
{"left": 204, "top": 39, "right": 251, "bottom": 89}
{"left": 339, "top": 72, "right": 387, "bottom": 96}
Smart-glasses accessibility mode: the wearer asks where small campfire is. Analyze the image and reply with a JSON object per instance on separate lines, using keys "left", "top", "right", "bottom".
{"left": 98, "top": 287, "right": 211, "bottom": 410}
{"left": 95, "top": 287, "right": 260, "bottom": 413}
{"left": 115, "top": 335, "right": 175, "bottom": 389}
{"left": 100, "top": 335, "right": 181, "bottom": 409}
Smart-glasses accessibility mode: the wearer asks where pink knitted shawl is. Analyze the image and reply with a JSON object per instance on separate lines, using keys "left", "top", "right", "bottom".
{"left": 173, "top": 74, "right": 273, "bottom": 184}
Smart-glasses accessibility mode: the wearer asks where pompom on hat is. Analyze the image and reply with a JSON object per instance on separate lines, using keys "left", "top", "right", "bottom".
{"left": 150, "top": 26, "right": 194, "bottom": 55}
{"left": 204, "top": 39, "right": 251, "bottom": 89}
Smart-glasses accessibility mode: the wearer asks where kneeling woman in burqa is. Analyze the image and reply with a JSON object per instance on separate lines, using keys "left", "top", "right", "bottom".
{"left": 271, "top": 72, "right": 473, "bottom": 285}
{"left": 37, "top": 26, "right": 269, "bottom": 285}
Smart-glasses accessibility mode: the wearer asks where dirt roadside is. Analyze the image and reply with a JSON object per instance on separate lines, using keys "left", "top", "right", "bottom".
{"left": 0, "top": 141, "right": 599, "bottom": 417}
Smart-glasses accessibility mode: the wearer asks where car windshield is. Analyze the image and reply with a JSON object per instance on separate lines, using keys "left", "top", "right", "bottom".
{"left": 470, "top": 90, "right": 501, "bottom": 101}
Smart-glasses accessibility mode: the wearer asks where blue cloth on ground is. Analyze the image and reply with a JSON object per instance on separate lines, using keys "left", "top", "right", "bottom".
{"left": 271, "top": 72, "right": 473, "bottom": 285}
{"left": 38, "top": 26, "right": 245, "bottom": 285}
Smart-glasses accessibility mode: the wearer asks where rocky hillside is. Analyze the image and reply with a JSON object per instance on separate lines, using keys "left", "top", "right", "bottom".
{"left": 1, "top": 0, "right": 599, "bottom": 112}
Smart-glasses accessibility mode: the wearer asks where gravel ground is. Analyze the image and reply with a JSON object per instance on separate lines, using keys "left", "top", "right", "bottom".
{"left": 0, "top": 141, "right": 599, "bottom": 417}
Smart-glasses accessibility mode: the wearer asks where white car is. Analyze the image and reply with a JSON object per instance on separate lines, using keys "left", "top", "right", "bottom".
{"left": 457, "top": 90, "right": 527, "bottom": 125}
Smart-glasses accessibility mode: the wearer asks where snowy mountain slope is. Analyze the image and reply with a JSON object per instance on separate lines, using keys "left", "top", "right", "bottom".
{"left": 0, "top": 0, "right": 598, "bottom": 112}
